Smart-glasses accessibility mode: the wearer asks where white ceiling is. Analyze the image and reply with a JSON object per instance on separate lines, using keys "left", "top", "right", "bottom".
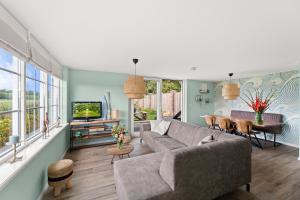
{"left": 1, "top": 0, "right": 300, "bottom": 80}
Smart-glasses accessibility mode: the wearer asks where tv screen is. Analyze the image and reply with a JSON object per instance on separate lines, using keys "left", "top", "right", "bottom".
{"left": 72, "top": 102, "right": 102, "bottom": 119}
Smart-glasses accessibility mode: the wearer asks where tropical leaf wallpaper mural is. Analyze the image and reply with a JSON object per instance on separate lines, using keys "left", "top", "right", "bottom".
{"left": 215, "top": 70, "right": 299, "bottom": 146}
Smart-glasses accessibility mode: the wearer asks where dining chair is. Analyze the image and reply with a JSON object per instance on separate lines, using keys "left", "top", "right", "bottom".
{"left": 204, "top": 115, "right": 217, "bottom": 129}
{"left": 218, "top": 117, "right": 234, "bottom": 133}
{"left": 236, "top": 120, "right": 263, "bottom": 149}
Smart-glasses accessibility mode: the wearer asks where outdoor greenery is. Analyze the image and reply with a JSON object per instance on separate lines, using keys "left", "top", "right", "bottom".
{"left": 0, "top": 117, "right": 10, "bottom": 146}
{"left": 141, "top": 108, "right": 157, "bottom": 120}
{"left": 145, "top": 80, "right": 181, "bottom": 94}
{"left": 135, "top": 80, "right": 181, "bottom": 121}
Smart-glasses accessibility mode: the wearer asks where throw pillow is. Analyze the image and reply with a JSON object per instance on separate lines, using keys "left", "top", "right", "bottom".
{"left": 150, "top": 120, "right": 171, "bottom": 136}
{"left": 198, "top": 135, "right": 215, "bottom": 145}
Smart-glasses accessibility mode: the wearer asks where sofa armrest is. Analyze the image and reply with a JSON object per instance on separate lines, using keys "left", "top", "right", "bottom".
{"left": 159, "top": 137, "right": 251, "bottom": 197}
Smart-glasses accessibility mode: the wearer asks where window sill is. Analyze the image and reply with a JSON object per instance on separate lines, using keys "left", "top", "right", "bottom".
{"left": 0, "top": 124, "right": 68, "bottom": 191}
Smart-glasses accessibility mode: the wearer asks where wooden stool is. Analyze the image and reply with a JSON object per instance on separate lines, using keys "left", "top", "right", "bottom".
{"left": 48, "top": 159, "right": 74, "bottom": 197}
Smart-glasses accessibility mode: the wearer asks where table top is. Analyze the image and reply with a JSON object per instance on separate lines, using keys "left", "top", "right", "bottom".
{"left": 201, "top": 115, "right": 283, "bottom": 127}
{"left": 107, "top": 144, "right": 134, "bottom": 155}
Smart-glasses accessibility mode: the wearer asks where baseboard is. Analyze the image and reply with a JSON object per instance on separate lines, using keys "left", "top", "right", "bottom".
{"left": 36, "top": 148, "right": 69, "bottom": 200}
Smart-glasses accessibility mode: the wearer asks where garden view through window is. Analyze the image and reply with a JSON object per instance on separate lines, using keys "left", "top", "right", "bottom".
{"left": 133, "top": 79, "right": 182, "bottom": 131}
{"left": 0, "top": 47, "right": 62, "bottom": 157}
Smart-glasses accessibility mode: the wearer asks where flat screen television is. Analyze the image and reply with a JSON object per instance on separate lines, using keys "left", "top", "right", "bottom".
{"left": 72, "top": 101, "right": 102, "bottom": 120}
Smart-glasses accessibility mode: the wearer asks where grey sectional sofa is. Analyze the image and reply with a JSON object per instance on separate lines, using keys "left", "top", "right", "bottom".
{"left": 114, "top": 120, "right": 251, "bottom": 200}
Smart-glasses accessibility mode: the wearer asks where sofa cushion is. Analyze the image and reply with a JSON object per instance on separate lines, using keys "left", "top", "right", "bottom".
{"left": 150, "top": 120, "right": 171, "bottom": 136}
{"left": 155, "top": 137, "right": 186, "bottom": 150}
{"left": 167, "top": 120, "right": 200, "bottom": 146}
{"left": 141, "top": 131, "right": 186, "bottom": 152}
{"left": 114, "top": 153, "right": 172, "bottom": 200}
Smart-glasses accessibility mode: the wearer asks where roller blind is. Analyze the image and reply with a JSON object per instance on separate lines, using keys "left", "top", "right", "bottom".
{"left": 0, "top": 3, "right": 62, "bottom": 76}
{"left": 30, "top": 35, "right": 52, "bottom": 72}
{"left": 51, "top": 56, "right": 62, "bottom": 78}
{"left": 0, "top": 4, "right": 29, "bottom": 58}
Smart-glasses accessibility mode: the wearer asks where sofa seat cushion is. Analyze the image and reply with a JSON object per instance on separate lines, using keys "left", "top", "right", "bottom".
{"left": 114, "top": 153, "right": 172, "bottom": 200}
{"left": 154, "top": 137, "right": 186, "bottom": 150}
{"left": 141, "top": 131, "right": 186, "bottom": 152}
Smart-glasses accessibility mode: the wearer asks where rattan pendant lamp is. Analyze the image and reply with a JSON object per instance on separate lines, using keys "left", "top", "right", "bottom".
{"left": 124, "top": 58, "right": 145, "bottom": 99}
{"left": 222, "top": 73, "right": 240, "bottom": 100}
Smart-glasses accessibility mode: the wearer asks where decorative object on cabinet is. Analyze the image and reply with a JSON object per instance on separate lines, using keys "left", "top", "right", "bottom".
{"left": 111, "top": 109, "right": 120, "bottom": 120}
{"left": 106, "top": 91, "right": 112, "bottom": 119}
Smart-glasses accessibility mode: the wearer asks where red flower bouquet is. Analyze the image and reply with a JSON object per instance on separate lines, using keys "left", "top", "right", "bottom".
{"left": 241, "top": 89, "right": 276, "bottom": 124}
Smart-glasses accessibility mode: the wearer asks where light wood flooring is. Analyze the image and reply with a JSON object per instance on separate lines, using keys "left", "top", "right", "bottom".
{"left": 43, "top": 138, "right": 300, "bottom": 200}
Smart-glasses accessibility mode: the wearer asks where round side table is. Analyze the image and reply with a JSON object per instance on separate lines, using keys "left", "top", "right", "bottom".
{"left": 107, "top": 144, "right": 134, "bottom": 164}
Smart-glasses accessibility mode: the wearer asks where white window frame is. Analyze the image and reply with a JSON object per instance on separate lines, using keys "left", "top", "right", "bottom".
{"left": 0, "top": 47, "right": 63, "bottom": 160}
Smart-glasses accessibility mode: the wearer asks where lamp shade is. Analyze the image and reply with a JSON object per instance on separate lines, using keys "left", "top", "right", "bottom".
{"left": 222, "top": 83, "right": 240, "bottom": 100}
{"left": 124, "top": 75, "right": 145, "bottom": 99}
{"left": 9, "top": 135, "right": 19, "bottom": 144}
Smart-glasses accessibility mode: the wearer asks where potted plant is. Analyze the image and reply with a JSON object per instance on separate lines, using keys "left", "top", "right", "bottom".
{"left": 241, "top": 89, "right": 276, "bottom": 125}
{"left": 112, "top": 125, "right": 126, "bottom": 149}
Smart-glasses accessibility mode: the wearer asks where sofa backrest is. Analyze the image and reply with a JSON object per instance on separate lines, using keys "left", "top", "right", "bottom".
{"left": 167, "top": 120, "right": 200, "bottom": 146}
{"left": 159, "top": 136, "right": 251, "bottom": 199}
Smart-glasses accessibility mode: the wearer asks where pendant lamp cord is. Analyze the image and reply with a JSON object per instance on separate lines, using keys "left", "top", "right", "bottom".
{"left": 134, "top": 63, "right": 136, "bottom": 86}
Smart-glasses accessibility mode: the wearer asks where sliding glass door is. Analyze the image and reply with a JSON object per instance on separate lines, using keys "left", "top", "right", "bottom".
{"left": 131, "top": 78, "right": 183, "bottom": 135}
{"left": 133, "top": 79, "right": 160, "bottom": 133}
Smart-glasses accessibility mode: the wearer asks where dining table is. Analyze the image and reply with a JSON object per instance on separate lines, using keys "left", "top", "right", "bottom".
{"left": 201, "top": 115, "right": 284, "bottom": 147}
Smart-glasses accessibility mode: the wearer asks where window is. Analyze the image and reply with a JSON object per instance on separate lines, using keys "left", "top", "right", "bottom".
{"left": 25, "top": 63, "right": 47, "bottom": 138}
{"left": 0, "top": 48, "right": 21, "bottom": 155}
{"left": 0, "top": 47, "right": 62, "bottom": 158}
{"left": 48, "top": 75, "right": 60, "bottom": 126}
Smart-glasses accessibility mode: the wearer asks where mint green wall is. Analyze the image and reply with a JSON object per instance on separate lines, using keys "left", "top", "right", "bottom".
{"left": 69, "top": 69, "right": 129, "bottom": 127}
{"left": 0, "top": 127, "right": 69, "bottom": 200}
{"left": 186, "top": 80, "right": 216, "bottom": 126}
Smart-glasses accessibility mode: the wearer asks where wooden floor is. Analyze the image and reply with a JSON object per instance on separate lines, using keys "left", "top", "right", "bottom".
{"left": 43, "top": 138, "right": 300, "bottom": 200}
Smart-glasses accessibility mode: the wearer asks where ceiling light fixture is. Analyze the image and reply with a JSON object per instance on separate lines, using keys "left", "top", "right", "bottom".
{"left": 222, "top": 73, "right": 240, "bottom": 100}
{"left": 124, "top": 58, "right": 146, "bottom": 99}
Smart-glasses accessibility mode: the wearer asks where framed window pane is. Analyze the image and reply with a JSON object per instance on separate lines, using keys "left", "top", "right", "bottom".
{"left": 0, "top": 48, "right": 19, "bottom": 73}
{"left": 26, "top": 109, "right": 34, "bottom": 137}
{"left": 26, "top": 78, "right": 35, "bottom": 108}
{"left": 0, "top": 70, "right": 19, "bottom": 112}
{"left": 48, "top": 107, "right": 52, "bottom": 125}
{"left": 35, "top": 81, "right": 40, "bottom": 108}
{"left": 35, "top": 108, "right": 40, "bottom": 132}
{"left": 26, "top": 63, "right": 35, "bottom": 79}
{"left": 0, "top": 112, "right": 19, "bottom": 155}
{"left": 48, "top": 74, "right": 53, "bottom": 86}
{"left": 53, "top": 87, "right": 59, "bottom": 106}
{"left": 0, "top": 113, "right": 12, "bottom": 154}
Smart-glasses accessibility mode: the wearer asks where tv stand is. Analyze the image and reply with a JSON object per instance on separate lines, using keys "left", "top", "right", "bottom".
{"left": 70, "top": 119, "right": 120, "bottom": 150}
